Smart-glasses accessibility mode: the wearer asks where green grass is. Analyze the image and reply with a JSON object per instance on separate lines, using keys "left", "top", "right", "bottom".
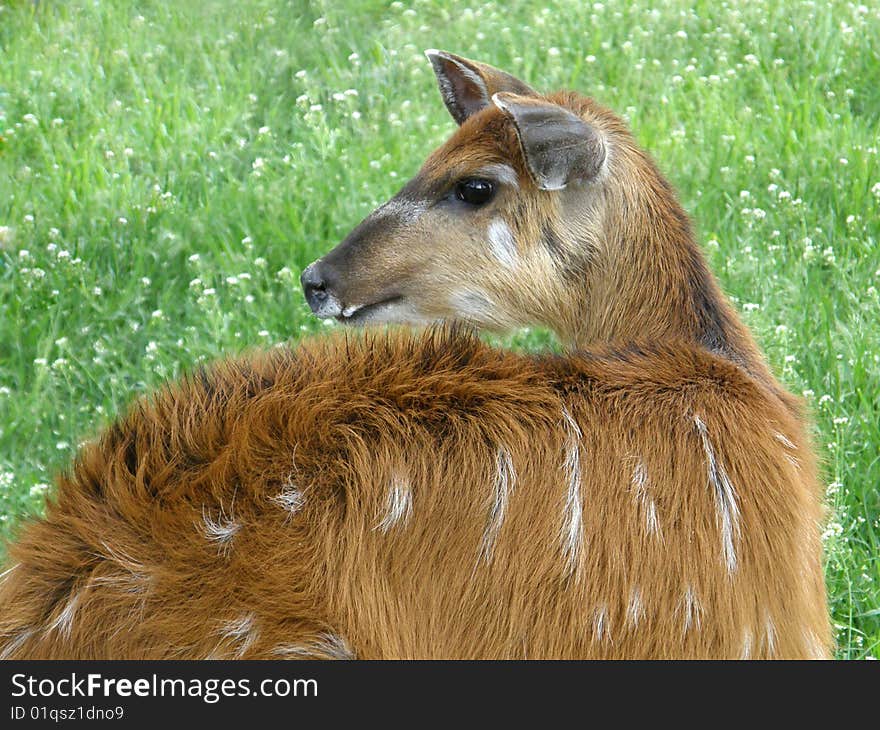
{"left": 0, "top": 0, "right": 877, "bottom": 658}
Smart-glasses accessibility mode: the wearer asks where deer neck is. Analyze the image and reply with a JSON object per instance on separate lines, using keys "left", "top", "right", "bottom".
{"left": 560, "top": 166, "right": 775, "bottom": 387}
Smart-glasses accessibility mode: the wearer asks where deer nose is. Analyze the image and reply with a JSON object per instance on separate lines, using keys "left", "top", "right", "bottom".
{"left": 301, "top": 262, "right": 342, "bottom": 317}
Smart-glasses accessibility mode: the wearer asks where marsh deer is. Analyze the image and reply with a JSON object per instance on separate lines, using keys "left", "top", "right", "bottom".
{"left": 0, "top": 51, "right": 830, "bottom": 659}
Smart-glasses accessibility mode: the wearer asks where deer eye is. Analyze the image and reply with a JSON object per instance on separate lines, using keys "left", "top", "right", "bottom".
{"left": 455, "top": 178, "right": 496, "bottom": 206}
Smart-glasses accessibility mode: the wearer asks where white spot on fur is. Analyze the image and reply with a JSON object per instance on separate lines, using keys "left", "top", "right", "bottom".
{"left": 805, "top": 631, "right": 828, "bottom": 659}
{"left": 560, "top": 407, "right": 584, "bottom": 576}
{"left": 764, "top": 615, "right": 777, "bottom": 657}
{"left": 216, "top": 613, "right": 258, "bottom": 659}
{"left": 631, "top": 459, "right": 661, "bottom": 537}
{"left": 376, "top": 472, "right": 413, "bottom": 533}
{"left": 479, "top": 447, "right": 516, "bottom": 562}
{"left": 487, "top": 218, "right": 518, "bottom": 268}
{"left": 680, "top": 585, "right": 702, "bottom": 635}
{"left": 0, "top": 629, "right": 33, "bottom": 660}
{"left": 201, "top": 504, "right": 240, "bottom": 555}
{"left": 98, "top": 540, "right": 150, "bottom": 593}
{"left": 627, "top": 587, "right": 645, "bottom": 627}
{"left": 474, "top": 162, "right": 519, "bottom": 189}
{"left": 0, "top": 563, "right": 18, "bottom": 586}
{"left": 272, "top": 481, "right": 305, "bottom": 518}
{"left": 776, "top": 431, "right": 801, "bottom": 469}
{"left": 741, "top": 628, "right": 753, "bottom": 659}
{"left": 47, "top": 593, "right": 79, "bottom": 638}
{"left": 593, "top": 605, "right": 611, "bottom": 643}
{"left": 273, "top": 632, "right": 355, "bottom": 660}
{"left": 694, "top": 415, "right": 741, "bottom": 575}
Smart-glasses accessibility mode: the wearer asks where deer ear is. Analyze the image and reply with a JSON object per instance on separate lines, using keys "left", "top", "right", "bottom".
{"left": 492, "top": 93, "right": 606, "bottom": 190}
{"left": 425, "top": 50, "right": 536, "bottom": 126}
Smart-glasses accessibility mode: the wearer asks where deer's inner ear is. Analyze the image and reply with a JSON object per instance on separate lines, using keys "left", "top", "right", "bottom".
{"left": 425, "top": 50, "right": 536, "bottom": 126}
{"left": 492, "top": 93, "right": 607, "bottom": 191}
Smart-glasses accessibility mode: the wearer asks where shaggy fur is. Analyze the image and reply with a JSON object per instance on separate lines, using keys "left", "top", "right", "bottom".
{"left": 0, "top": 329, "right": 829, "bottom": 659}
{"left": 0, "top": 52, "right": 831, "bottom": 659}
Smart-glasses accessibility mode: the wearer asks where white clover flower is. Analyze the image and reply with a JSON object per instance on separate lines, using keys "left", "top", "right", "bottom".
{"left": 29, "top": 483, "right": 49, "bottom": 498}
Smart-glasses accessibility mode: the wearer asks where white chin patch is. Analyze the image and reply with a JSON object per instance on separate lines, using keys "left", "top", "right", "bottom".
{"left": 340, "top": 298, "right": 430, "bottom": 327}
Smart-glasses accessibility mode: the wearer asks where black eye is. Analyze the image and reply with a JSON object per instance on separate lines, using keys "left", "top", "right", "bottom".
{"left": 455, "top": 178, "right": 496, "bottom": 206}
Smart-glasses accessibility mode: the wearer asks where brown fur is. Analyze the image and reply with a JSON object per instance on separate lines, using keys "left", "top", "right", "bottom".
{"left": 0, "top": 330, "right": 829, "bottom": 658}
{"left": 0, "top": 53, "right": 831, "bottom": 659}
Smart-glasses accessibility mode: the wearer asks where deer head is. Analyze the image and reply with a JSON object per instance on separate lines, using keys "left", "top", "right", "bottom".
{"left": 301, "top": 50, "right": 746, "bottom": 361}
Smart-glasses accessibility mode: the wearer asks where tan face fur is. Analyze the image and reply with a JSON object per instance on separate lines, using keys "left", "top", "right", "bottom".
{"left": 301, "top": 51, "right": 620, "bottom": 340}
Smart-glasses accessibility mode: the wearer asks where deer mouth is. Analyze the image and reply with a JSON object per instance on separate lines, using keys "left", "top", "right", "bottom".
{"left": 337, "top": 295, "right": 405, "bottom": 324}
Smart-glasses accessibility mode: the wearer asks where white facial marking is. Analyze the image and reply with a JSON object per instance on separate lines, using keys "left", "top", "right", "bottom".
{"left": 273, "top": 632, "right": 356, "bottom": 660}
{"left": 201, "top": 504, "right": 241, "bottom": 555}
{"left": 376, "top": 472, "right": 413, "bottom": 533}
{"left": 479, "top": 447, "right": 517, "bottom": 562}
{"left": 474, "top": 163, "right": 519, "bottom": 189}
{"left": 487, "top": 218, "right": 518, "bottom": 269}
{"left": 681, "top": 585, "right": 702, "bottom": 635}
{"left": 631, "top": 459, "right": 661, "bottom": 538}
{"left": 0, "top": 629, "right": 33, "bottom": 660}
{"left": 218, "top": 613, "right": 258, "bottom": 659}
{"left": 560, "top": 407, "right": 584, "bottom": 577}
{"left": 694, "top": 415, "right": 741, "bottom": 575}
{"left": 627, "top": 587, "right": 645, "bottom": 627}
{"left": 272, "top": 482, "right": 305, "bottom": 517}
{"left": 47, "top": 592, "right": 79, "bottom": 638}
